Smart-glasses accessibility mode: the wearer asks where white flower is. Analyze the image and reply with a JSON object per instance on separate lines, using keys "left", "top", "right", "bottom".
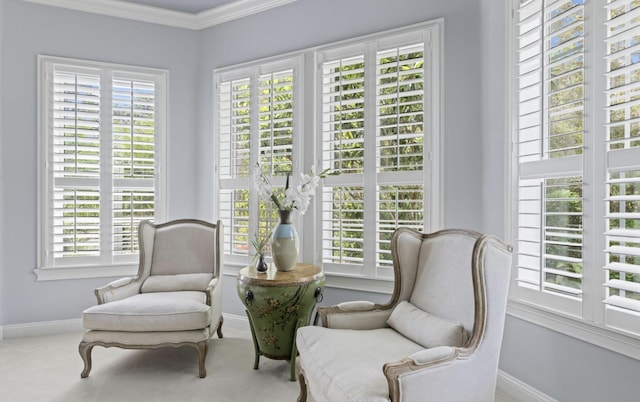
{"left": 253, "top": 163, "right": 328, "bottom": 215}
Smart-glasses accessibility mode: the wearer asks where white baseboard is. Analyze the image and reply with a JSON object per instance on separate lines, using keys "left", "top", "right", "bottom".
{"left": 222, "top": 312, "right": 250, "bottom": 332}
{"left": 0, "top": 316, "right": 555, "bottom": 402}
{"left": 497, "top": 370, "right": 557, "bottom": 402}
{"left": 2, "top": 318, "right": 83, "bottom": 339}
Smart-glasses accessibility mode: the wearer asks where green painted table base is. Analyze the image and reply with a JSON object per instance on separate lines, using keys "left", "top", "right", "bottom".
{"left": 237, "top": 263, "right": 324, "bottom": 382}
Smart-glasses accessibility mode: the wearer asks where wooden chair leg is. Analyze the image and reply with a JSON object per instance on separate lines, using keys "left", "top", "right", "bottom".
{"left": 196, "top": 341, "right": 209, "bottom": 378}
{"left": 296, "top": 360, "right": 308, "bottom": 402}
{"left": 78, "top": 341, "right": 94, "bottom": 378}
{"left": 216, "top": 316, "right": 224, "bottom": 339}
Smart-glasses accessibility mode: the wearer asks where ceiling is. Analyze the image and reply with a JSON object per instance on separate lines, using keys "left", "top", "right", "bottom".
{"left": 22, "top": 0, "right": 297, "bottom": 29}
{"left": 119, "top": 0, "right": 238, "bottom": 15}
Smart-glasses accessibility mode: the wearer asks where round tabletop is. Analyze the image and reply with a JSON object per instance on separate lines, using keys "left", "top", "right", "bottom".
{"left": 237, "top": 263, "right": 323, "bottom": 287}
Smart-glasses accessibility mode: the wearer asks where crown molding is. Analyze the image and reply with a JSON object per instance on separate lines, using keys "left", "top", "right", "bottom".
{"left": 21, "top": 0, "right": 297, "bottom": 30}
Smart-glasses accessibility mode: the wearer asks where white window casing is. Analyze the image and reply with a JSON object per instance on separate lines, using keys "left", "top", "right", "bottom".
{"left": 36, "top": 56, "right": 167, "bottom": 280}
{"left": 509, "top": 0, "right": 640, "bottom": 359}
{"left": 213, "top": 20, "right": 443, "bottom": 290}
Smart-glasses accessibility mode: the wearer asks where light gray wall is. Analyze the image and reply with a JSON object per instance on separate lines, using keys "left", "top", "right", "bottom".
{"left": 0, "top": 0, "right": 5, "bottom": 331}
{"left": 0, "top": 0, "right": 200, "bottom": 325}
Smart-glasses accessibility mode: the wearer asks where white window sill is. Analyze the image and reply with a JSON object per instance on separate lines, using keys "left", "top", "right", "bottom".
{"left": 34, "top": 264, "right": 138, "bottom": 281}
{"left": 223, "top": 263, "right": 394, "bottom": 294}
{"left": 507, "top": 300, "right": 640, "bottom": 361}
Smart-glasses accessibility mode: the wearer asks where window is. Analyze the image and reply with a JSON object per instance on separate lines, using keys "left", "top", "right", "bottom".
{"left": 214, "top": 56, "right": 302, "bottom": 265}
{"left": 37, "top": 56, "right": 166, "bottom": 279}
{"left": 213, "top": 21, "right": 442, "bottom": 285}
{"left": 318, "top": 28, "right": 441, "bottom": 280}
{"left": 510, "top": 0, "right": 640, "bottom": 348}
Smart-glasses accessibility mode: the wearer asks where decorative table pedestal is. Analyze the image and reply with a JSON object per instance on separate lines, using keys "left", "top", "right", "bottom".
{"left": 237, "top": 263, "right": 324, "bottom": 381}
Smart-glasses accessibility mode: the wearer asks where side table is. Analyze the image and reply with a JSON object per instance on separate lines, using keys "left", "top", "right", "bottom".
{"left": 237, "top": 262, "right": 324, "bottom": 381}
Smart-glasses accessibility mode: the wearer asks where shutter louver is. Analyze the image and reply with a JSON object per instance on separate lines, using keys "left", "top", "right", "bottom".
{"left": 604, "top": 1, "right": 640, "bottom": 333}
{"left": 376, "top": 44, "right": 424, "bottom": 172}
{"left": 321, "top": 55, "right": 366, "bottom": 267}
{"left": 112, "top": 77, "right": 156, "bottom": 255}
{"left": 258, "top": 70, "right": 294, "bottom": 176}
{"left": 257, "top": 70, "right": 294, "bottom": 239}
{"left": 321, "top": 56, "right": 365, "bottom": 175}
{"left": 52, "top": 188, "right": 100, "bottom": 258}
{"left": 322, "top": 186, "right": 365, "bottom": 265}
{"left": 515, "top": 0, "right": 585, "bottom": 304}
{"left": 219, "top": 189, "right": 250, "bottom": 256}
{"left": 218, "top": 78, "right": 252, "bottom": 256}
{"left": 52, "top": 70, "right": 101, "bottom": 259}
{"left": 375, "top": 44, "right": 425, "bottom": 267}
{"left": 320, "top": 41, "right": 427, "bottom": 273}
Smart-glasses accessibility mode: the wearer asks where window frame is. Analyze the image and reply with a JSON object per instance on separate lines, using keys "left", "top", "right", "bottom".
{"left": 507, "top": 0, "right": 640, "bottom": 360}
{"left": 315, "top": 24, "right": 443, "bottom": 282}
{"left": 213, "top": 54, "right": 304, "bottom": 268}
{"left": 35, "top": 55, "right": 167, "bottom": 281}
{"left": 212, "top": 20, "right": 443, "bottom": 293}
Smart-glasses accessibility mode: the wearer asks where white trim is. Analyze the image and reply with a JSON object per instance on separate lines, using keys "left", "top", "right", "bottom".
{"left": 497, "top": 370, "right": 557, "bottom": 402}
{"left": 34, "top": 264, "right": 137, "bottom": 281}
{"left": 507, "top": 300, "right": 640, "bottom": 361}
{"left": 222, "top": 313, "right": 251, "bottom": 332}
{"left": 2, "top": 318, "right": 83, "bottom": 339}
{"left": 20, "top": 0, "right": 297, "bottom": 30}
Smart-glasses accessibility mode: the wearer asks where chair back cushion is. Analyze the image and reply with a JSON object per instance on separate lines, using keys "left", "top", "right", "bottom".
{"left": 386, "top": 301, "right": 466, "bottom": 348}
{"left": 408, "top": 231, "right": 478, "bottom": 333}
{"left": 150, "top": 222, "right": 217, "bottom": 276}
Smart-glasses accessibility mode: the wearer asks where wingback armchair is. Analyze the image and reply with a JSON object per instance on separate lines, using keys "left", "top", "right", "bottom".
{"left": 79, "top": 219, "right": 223, "bottom": 378}
{"left": 295, "top": 228, "right": 512, "bottom": 401}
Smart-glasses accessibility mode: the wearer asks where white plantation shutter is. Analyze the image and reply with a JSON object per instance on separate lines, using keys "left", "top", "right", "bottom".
{"left": 112, "top": 77, "right": 156, "bottom": 254}
{"left": 39, "top": 56, "right": 166, "bottom": 270}
{"left": 603, "top": 0, "right": 640, "bottom": 334}
{"left": 51, "top": 69, "right": 101, "bottom": 260}
{"left": 320, "top": 30, "right": 433, "bottom": 278}
{"left": 511, "top": 0, "right": 640, "bottom": 344}
{"left": 218, "top": 78, "right": 252, "bottom": 256}
{"left": 375, "top": 43, "right": 425, "bottom": 268}
{"left": 513, "top": 0, "right": 585, "bottom": 314}
{"left": 215, "top": 58, "right": 301, "bottom": 263}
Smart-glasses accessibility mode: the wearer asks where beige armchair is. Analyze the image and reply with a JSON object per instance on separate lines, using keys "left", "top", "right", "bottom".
{"left": 79, "top": 219, "right": 224, "bottom": 378}
{"left": 296, "top": 228, "right": 512, "bottom": 401}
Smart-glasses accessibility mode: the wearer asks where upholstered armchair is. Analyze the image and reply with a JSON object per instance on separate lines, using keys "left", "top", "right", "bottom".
{"left": 295, "top": 228, "right": 512, "bottom": 402}
{"left": 79, "top": 219, "right": 223, "bottom": 378}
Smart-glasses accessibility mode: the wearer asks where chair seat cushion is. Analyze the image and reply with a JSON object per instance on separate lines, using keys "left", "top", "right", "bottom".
{"left": 83, "top": 291, "right": 211, "bottom": 332}
{"left": 296, "top": 326, "right": 424, "bottom": 402}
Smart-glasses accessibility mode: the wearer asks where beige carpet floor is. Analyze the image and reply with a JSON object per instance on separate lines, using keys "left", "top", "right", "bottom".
{"left": 0, "top": 326, "right": 514, "bottom": 402}
{"left": 0, "top": 327, "right": 299, "bottom": 402}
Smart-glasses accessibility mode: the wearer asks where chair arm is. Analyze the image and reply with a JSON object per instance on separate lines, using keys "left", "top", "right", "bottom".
{"left": 95, "top": 277, "right": 141, "bottom": 304}
{"left": 383, "top": 346, "right": 497, "bottom": 402}
{"left": 317, "top": 302, "right": 392, "bottom": 330}
{"left": 205, "top": 277, "right": 221, "bottom": 306}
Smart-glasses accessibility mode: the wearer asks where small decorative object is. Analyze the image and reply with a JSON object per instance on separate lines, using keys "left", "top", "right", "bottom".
{"left": 253, "top": 163, "right": 329, "bottom": 271}
{"left": 256, "top": 253, "right": 268, "bottom": 273}
{"left": 251, "top": 230, "right": 272, "bottom": 274}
